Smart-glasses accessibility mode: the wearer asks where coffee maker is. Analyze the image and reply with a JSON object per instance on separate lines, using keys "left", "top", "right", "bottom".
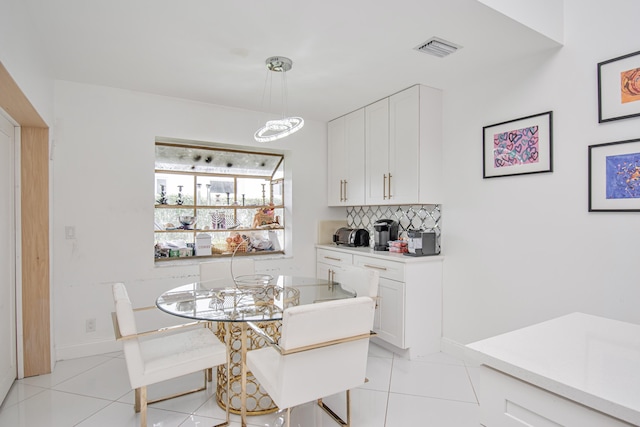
{"left": 373, "top": 219, "right": 399, "bottom": 251}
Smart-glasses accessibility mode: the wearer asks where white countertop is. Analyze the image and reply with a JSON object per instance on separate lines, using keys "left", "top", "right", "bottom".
{"left": 316, "top": 244, "right": 444, "bottom": 263}
{"left": 466, "top": 312, "right": 640, "bottom": 426}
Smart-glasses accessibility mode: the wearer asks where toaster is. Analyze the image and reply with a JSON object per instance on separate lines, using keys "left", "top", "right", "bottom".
{"left": 333, "top": 227, "right": 370, "bottom": 247}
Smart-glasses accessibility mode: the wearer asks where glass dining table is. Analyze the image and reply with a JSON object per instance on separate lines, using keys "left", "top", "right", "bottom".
{"left": 156, "top": 275, "right": 356, "bottom": 427}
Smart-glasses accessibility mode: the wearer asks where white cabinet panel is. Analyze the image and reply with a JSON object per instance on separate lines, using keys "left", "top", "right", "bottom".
{"left": 364, "top": 98, "right": 390, "bottom": 205}
{"left": 389, "top": 85, "right": 420, "bottom": 204}
{"left": 316, "top": 248, "right": 353, "bottom": 266}
{"left": 327, "top": 116, "right": 345, "bottom": 206}
{"left": 353, "top": 255, "right": 404, "bottom": 282}
{"left": 478, "top": 367, "right": 635, "bottom": 427}
{"left": 376, "top": 277, "right": 405, "bottom": 348}
{"left": 327, "top": 109, "right": 365, "bottom": 206}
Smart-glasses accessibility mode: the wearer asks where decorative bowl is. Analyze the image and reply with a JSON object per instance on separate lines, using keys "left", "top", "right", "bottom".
{"left": 179, "top": 215, "right": 196, "bottom": 229}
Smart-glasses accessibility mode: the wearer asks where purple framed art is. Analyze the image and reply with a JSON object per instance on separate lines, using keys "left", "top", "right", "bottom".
{"left": 589, "top": 138, "right": 640, "bottom": 212}
{"left": 482, "top": 111, "right": 553, "bottom": 178}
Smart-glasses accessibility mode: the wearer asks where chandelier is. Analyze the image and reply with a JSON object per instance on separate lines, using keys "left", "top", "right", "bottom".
{"left": 254, "top": 56, "right": 304, "bottom": 143}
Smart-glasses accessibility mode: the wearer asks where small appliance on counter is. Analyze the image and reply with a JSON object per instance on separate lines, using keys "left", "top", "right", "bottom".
{"left": 373, "top": 219, "right": 399, "bottom": 251}
{"left": 404, "top": 230, "right": 439, "bottom": 256}
{"left": 333, "top": 227, "right": 370, "bottom": 247}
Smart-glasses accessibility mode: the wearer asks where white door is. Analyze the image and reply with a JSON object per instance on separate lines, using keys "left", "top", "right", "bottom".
{"left": 344, "top": 108, "right": 365, "bottom": 206}
{"left": 389, "top": 86, "right": 420, "bottom": 204}
{"left": 365, "top": 98, "right": 389, "bottom": 205}
{"left": 327, "top": 116, "right": 346, "bottom": 206}
{"left": 0, "top": 113, "right": 16, "bottom": 404}
{"left": 375, "top": 277, "right": 404, "bottom": 348}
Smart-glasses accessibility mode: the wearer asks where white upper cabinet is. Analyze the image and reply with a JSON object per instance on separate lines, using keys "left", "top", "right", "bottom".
{"left": 327, "top": 109, "right": 365, "bottom": 206}
{"left": 330, "top": 84, "right": 442, "bottom": 207}
{"left": 365, "top": 85, "right": 442, "bottom": 205}
{"left": 364, "top": 98, "right": 390, "bottom": 205}
{"left": 415, "top": 85, "right": 443, "bottom": 204}
{"left": 388, "top": 85, "right": 420, "bottom": 205}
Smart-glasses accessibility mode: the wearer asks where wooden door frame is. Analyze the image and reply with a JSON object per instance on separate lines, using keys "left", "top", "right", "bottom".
{"left": 0, "top": 62, "right": 51, "bottom": 377}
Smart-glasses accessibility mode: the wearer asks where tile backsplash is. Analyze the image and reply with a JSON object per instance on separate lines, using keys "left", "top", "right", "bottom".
{"left": 346, "top": 204, "right": 441, "bottom": 247}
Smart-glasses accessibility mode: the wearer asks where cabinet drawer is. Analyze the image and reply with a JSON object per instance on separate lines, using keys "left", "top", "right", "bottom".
{"left": 316, "top": 248, "right": 353, "bottom": 267}
{"left": 353, "top": 255, "right": 404, "bottom": 282}
{"left": 478, "top": 366, "right": 635, "bottom": 427}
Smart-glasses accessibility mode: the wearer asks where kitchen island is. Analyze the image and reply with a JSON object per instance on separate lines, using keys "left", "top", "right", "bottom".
{"left": 466, "top": 312, "right": 640, "bottom": 426}
{"left": 316, "top": 244, "right": 443, "bottom": 359}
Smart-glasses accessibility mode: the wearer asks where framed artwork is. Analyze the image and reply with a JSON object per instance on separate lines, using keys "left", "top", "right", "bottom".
{"left": 598, "top": 50, "right": 640, "bottom": 123}
{"left": 588, "top": 138, "right": 640, "bottom": 212}
{"left": 482, "top": 111, "right": 553, "bottom": 179}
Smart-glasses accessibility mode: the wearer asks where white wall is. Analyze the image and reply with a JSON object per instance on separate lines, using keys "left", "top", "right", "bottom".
{"left": 478, "top": 0, "right": 564, "bottom": 44}
{"left": 52, "top": 81, "right": 342, "bottom": 358}
{"left": 442, "top": 0, "right": 640, "bottom": 346}
{"left": 0, "top": 0, "right": 54, "bottom": 125}
{"left": 0, "top": 0, "right": 55, "bottom": 373}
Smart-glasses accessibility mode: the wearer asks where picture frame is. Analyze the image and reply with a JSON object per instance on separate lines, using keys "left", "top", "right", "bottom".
{"left": 588, "top": 138, "right": 640, "bottom": 212}
{"left": 597, "top": 50, "right": 640, "bottom": 123}
{"left": 482, "top": 111, "right": 553, "bottom": 179}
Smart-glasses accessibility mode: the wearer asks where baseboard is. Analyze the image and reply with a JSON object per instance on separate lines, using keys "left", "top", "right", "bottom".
{"left": 440, "top": 336, "right": 472, "bottom": 362}
{"left": 55, "top": 339, "right": 123, "bottom": 361}
{"left": 371, "top": 336, "right": 410, "bottom": 358}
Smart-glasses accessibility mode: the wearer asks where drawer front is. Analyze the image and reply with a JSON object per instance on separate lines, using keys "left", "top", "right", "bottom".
{"left": 316, "top": 248, "right": 353, "bottom": 267}
{"left": 478, "top": 366, "right": 635, "bottom": 427}
{"left": 353, "top": 255, "right": 404, "bottom": 282}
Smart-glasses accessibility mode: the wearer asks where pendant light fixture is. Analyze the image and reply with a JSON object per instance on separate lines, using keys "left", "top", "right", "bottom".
{"left": 254, "top": 56, "right": 304, "bottom": 143}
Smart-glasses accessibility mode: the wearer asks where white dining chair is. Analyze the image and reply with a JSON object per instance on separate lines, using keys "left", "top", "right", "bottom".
{"left": 111, "top": 282, "right": 230, "bottom": 427}
{"left": 338, "top": 265, "right": 379, "bottom": 299}
{"left": 246, "top": 296, "right": 376, "bottom": 427}
{"left": 199, "top": 258, "right": 255, "bottom": 284}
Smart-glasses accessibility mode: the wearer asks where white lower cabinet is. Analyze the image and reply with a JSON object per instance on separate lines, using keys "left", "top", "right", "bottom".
{"left": 478, "top": 366, "right": 635, "bottom": 427}
{"left": 316, "top": 246, "right": 442, "bottom": 358}
{"left": 375, "top": 277, "right": 404, "bottom": 347}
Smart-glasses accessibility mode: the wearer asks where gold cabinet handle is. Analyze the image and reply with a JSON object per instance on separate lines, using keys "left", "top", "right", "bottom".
{"left": 389, "top": 172, "right": 391, "bottom": 199}
{"left": 363, "top": 264, "right": 388, "bottom": 271}
{"left": 383, "top": 174, "right": 387, "bottom": 199}
{"left": 324, "top": 256, "right": 341, "bottom": 261}
{"left": 339, "top": 180, "right": 344, "bottom": 202}
{"left": 343, "top": 179, "right": 347, "bottom": 202}
{"left": 328, "top": 268, "right": 337, "bottom": 285}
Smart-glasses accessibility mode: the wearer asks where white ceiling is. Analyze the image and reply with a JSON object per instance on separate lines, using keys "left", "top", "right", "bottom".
{"left": 24, "top": 0, "right": 560, "bottom": 122}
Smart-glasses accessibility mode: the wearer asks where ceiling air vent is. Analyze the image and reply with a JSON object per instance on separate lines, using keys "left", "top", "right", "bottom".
{"left": 414, "top": 37, "right": 461, "bottom": 58}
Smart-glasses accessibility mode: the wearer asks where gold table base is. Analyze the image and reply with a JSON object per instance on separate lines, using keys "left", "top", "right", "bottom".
{"left": 215, "top": 320, "right": 281, "bottom": 416}
{"left": 212, "top": 285, "right": 300, "bottom": 425}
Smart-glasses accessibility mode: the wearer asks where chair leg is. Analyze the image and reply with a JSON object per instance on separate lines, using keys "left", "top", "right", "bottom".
{"left": 346, "top": 389, "right": 351, "bottom": 426}
{"left": 286, "top": 407, "right": 291, "bottom": 427}
{"left": 317, "top": 389, "right": 351, "bottom": 426}
{"left": 134, "top": 387, "right": 141, "bottom": 413}
{"left": 139, "top": 386, "right": 148, "bottom": 427}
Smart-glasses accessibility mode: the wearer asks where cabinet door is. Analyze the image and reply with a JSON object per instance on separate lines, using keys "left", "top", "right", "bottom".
{"left": 327, "top": 116, "right": 347, "bottom": 206}
{"left": 317, "top": 261, "right": 338, "bottom": 283}
{"left": 365, "top": 98, "right": 390, "bottom": 205}
{"left": 389, "top": 86, "right": 420, "bottom": 204}
{"left": 375, "top": 277, "right": 405, "bottom": 348}
{"left": 328, "top": 110, "right": 365, "bottom": 206}
{"left": 344, "top": 109, "right": 365, "bottom": 205}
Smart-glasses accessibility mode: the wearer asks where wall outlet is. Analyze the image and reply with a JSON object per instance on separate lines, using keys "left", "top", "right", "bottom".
{"left": 85, "top": 318, "right": 96, "bottom": 333}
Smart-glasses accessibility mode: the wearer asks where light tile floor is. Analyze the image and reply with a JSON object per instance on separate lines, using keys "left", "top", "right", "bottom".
{"left": 0, "top": 344, "right": 479, "bottom": 426}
